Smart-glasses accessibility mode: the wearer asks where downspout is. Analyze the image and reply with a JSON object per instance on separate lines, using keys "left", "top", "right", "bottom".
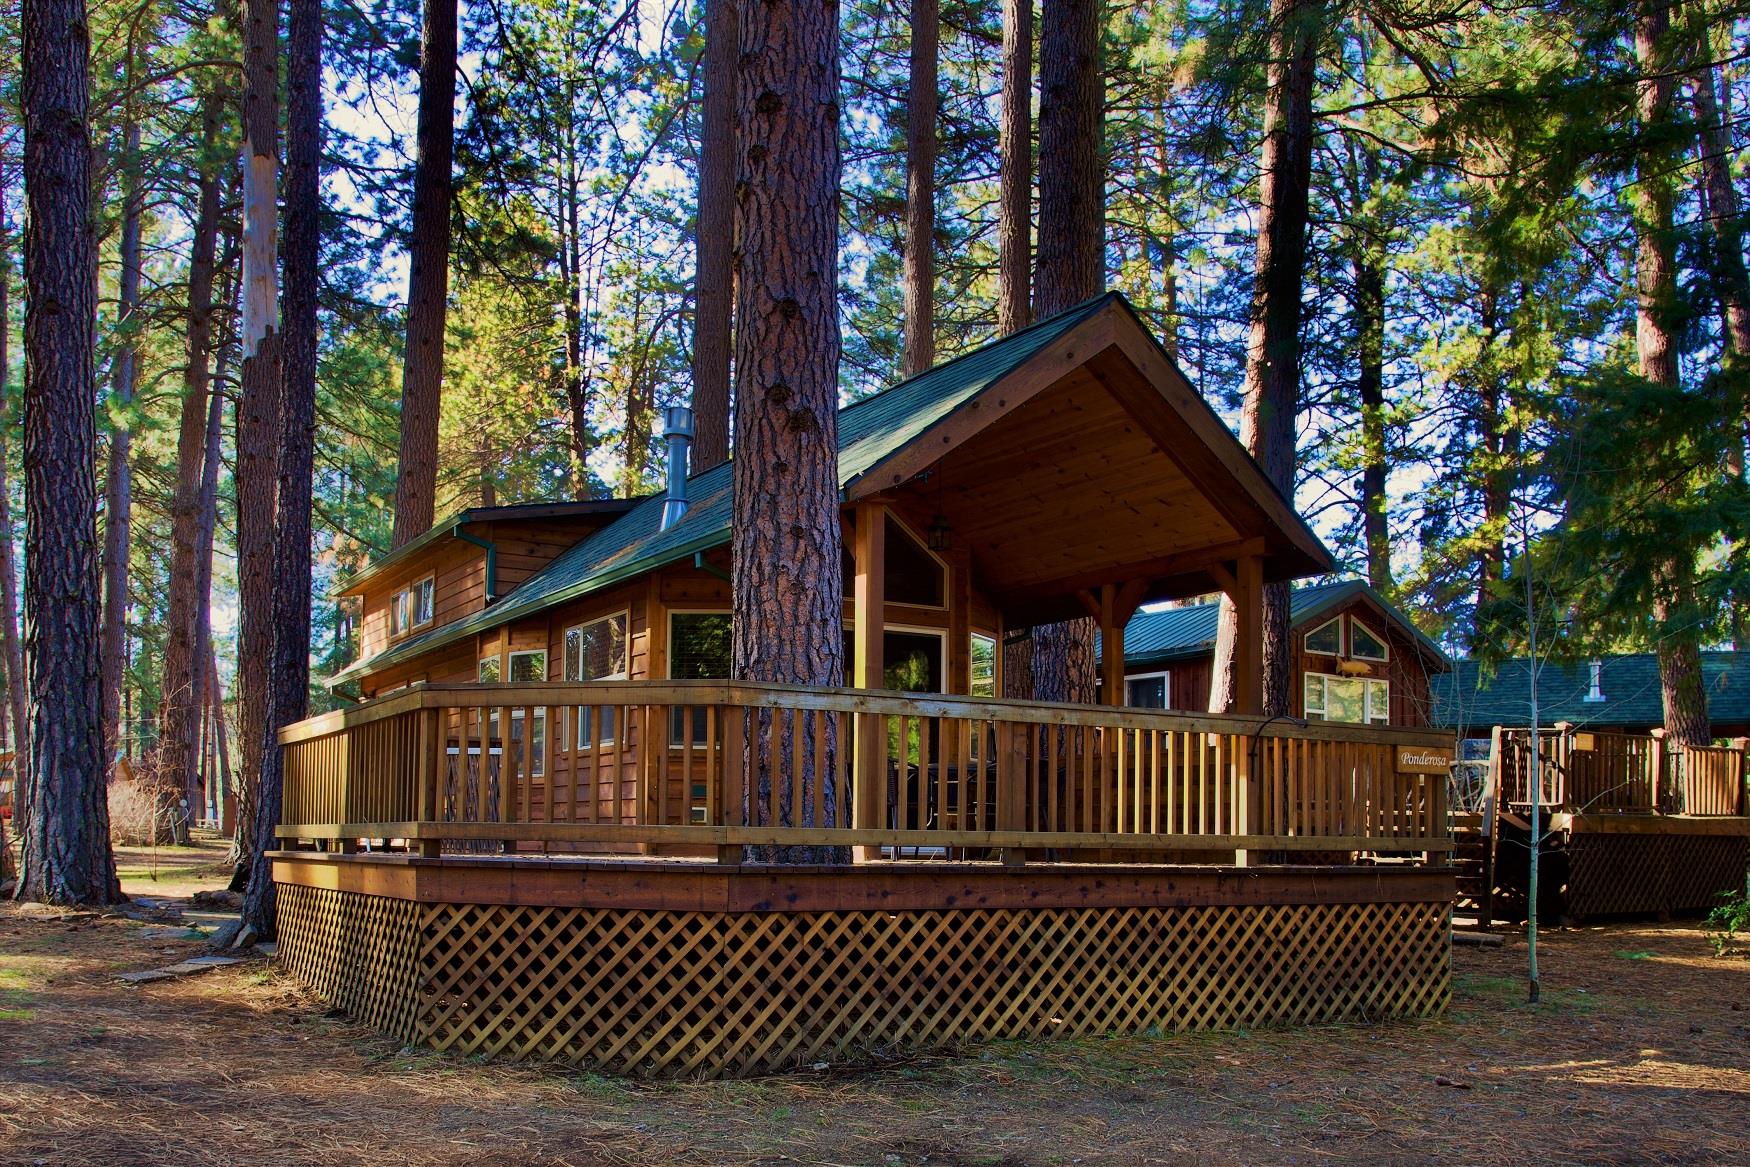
{"left": 454, "top": 526, "right": 499, "bottom": 603}
{"left": 693, "top": 552, "right": 731, "bottom": 582}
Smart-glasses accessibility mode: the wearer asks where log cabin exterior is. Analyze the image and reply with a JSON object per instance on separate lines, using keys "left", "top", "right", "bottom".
{"left": 1108, "top": 580, "right": 1450, "bottom": 727}
{"left": 272, "top": 295, "right": 1457, "bottom": 1077}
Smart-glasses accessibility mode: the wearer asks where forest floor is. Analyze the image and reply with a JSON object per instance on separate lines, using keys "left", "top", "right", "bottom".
{"left": 1, "top": 869, "right": 1746, "bottom": 1167}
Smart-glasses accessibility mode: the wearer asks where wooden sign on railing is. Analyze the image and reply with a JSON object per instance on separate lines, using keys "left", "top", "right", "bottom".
{"left": 1396, "top": 746, "right": 1452, "bottom": 775}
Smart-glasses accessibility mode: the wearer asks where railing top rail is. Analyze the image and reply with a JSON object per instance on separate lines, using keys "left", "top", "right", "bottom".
{"left": 280, "top": 679, "right": 1458, "bottom": 747}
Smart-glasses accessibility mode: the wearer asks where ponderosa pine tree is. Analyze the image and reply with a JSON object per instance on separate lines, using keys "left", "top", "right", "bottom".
{"left": 997, "top": 0, "right": 1031, "bottom": 338}
{"left": 1209, "top": 0, "right": 1322, "bottom": 716}
{"left": 730, "top": 0, "right": 845, "bottom": 860}
{"left": 901, "top": 0, "right": 938, "bottom": 378}
{"left": 1028, "top": 0, "right": 1101, "bottom": 706}
{"left": 19, "top": 0, "right": 122, "bottom": 904}
{"left": 241, "top": 0, "right": 323, "bottom": 940}
{"left": 0, "top": 187, "right": 26, "bottom": 815}
{"left": 390, "top": 0, "right": 459, "bottom": 547}
{"left": 691, "top": 0, "right": 736, "bottom": 470}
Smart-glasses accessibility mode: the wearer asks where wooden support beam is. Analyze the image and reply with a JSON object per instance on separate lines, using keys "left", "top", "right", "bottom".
{"left": 1232, "top": 555, "right": 1264, "bottom": 717}
{"left": 852, "top": 502, "right": 886, "bottom": 845}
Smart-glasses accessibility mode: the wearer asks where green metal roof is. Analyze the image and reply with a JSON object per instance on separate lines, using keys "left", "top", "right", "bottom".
{"left": 331, "top": 294, "right": 1117, "bottom": 686}
{"left": 1431, "top": 652, "right": 1750, "bottom": 735}
{"left": 1109, "top": 579, "right": 1450, "bottom": 668}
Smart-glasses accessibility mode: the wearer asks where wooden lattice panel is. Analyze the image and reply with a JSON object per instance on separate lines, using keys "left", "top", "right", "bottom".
{"left": 1566, "top": 834, "right": 1749, "bottom": 920}
{"left": 277, "top": 882, "right": 423, "bottom": 1041}
{"left": 413, "top": 899, "right": 1449, "bottom": 1078}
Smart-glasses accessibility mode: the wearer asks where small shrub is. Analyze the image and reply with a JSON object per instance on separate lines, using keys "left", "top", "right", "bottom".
{"left": 1704, "top": 877, "right": 1750, "bottom": 957}
{"left": 108, "top": 777, "right": 181, "bottom": 846}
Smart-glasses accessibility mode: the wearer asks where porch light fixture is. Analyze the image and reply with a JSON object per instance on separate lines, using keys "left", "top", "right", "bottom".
{"left": 927, "top": 513, "right": 951, "bottom": 553}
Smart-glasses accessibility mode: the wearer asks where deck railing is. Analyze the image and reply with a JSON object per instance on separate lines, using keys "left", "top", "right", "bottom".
{"left": 277, "top": 681, "right": 1455, "bottom": 863}
{"left": 1494, "top": 725, "right": 1749, "bottom": 816}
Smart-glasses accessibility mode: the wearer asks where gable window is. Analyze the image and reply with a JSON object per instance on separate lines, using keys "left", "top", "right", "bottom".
{"left": 1304, "top": 617, "right": 1341, "bottom": 657}
{"left": 670, "top": 611, "right": 732, "bottom": 741}
{"left": 1350, "top": 619, "right": 1388, "bottom": 662}
{"left": 1126, "top": 672, "right": 1169, "bottom": 709}
{"left": 970, "top": 634, "right": 997, "bottom": 697}
{"left": 1304, "top": 672, "right": 1389, "bottom": 725}
{"left": 838, "top": 512, "right": 950, "bottom": 608}
{"left": 566, "top": 612, "right": 628, "bottom": 745}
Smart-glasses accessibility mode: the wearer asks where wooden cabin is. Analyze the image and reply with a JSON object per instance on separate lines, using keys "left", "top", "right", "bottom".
{"left": 1106, "top": 580, "right": 1450, "bottom": 727}
{"left": 273, "top": 294, "right": 1457, "bottom": 1077}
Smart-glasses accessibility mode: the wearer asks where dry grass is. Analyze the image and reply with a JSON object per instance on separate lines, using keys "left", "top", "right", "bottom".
{"left": 1, "top": 886, "right": 1746, "bottom": 1166}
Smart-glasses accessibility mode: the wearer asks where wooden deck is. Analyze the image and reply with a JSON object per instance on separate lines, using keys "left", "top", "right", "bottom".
{"left": 271, "top": 681, "right": 1457, "bottom": 1076}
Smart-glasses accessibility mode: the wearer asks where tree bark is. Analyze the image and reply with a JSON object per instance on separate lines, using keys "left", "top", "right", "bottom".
{"left": 101, "top": 95, "right": 143, "bottom": 780}
{"left": 242, "top": 0, "right": 322, "bottom": 940}
{"left": 18, "top": 0, "right": 122, "bottom": 904}
{"left": 1353, "top": 148, "right": 1390, "bottom": 592}
{"left": 0, "top": 188, "right": 28, "bottom": 826}
{"left": 692, "top": 0, "right": 736, "bottom": 470}
{"left": 997, "top": 0, "right": 1032, "bottom": 338}
{"left": 902, "top": 0, "right": 939, "bottom": 378}
{"left": 1028, "top": 0, "right": 1103, "bottom": 705}
{"left": 234, "top": 0, "right": 283, "bottom": 878}
{"left": 731, "top": 0, "right": 846, "bottom": 862}
{"left": 1636, "top": 0, "right": 1710, "bottom": 748}
{"left": 155, "top": 87, "right": 224, "bottom": 824}
{"left": 1209, "top": 0, "right": 1321, "bottom": 717}
{"left": 390, "top": 0, "right": 459, "bottom": 547}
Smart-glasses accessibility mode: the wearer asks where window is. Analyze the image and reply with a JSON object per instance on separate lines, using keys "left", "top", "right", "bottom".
{"left": 970, "top": 634, "right": 997, "bottom": 697}
{"left": 505, "top": 650, "right": 547, "bottom": 776}
{"left": 838, "top": 512, "right": 949, "bottom": 608}
{"left": 508, "top": 649, "right": 547, "bottom": 682}
{"left": 1304, "top": 672, "right": 1389, "bottom": 725}
{"left": 566, "top": 612, "right": 628, "bottom": 745}
{"left": 1350, "top": 618, "right": 1388, "bottom": 662}
{"left": 670, "top": 612, "right": 731, "bottom": 741}
{"left": 389, "top": 589, "right": 409, "bottom": 637}
{"left": 412, "top": 576, "right": 434, "bottom": 627}
{"left": 389, "top": 577, "right": 434, "bottom": 638}
{"left": 1126, "top": 673, "right": 1169, "bottom": 709}
{"left": 477, "top": 656, "right": 501, "bottom": 684}
{"left": 1304, "top": 617, "right": 1341, "bottom": 657}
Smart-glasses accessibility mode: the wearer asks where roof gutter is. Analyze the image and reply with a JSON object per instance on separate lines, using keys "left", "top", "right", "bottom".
{"left": 452, "top": 526, "right": 499, "bottom": 604}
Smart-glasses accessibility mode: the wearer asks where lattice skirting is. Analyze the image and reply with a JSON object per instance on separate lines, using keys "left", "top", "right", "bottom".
{"left": 1566, "top": 833, "right": 1749, "bottom": 920}
{"left": 276, "top": 883, "right": 423, "bottom": 1041}
{"left": 278, "top": 888, "right": 1450, "bottom": 1078}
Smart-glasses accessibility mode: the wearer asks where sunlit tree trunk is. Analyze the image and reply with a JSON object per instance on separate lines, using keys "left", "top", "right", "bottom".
{"left": 19, "top": 0, "right": 122, "bottom": 904}
{"left": 692, "top": 0, "right": 736, "bottom": 470}
{"left": 1210, "top": 0, "right": 1321, "bottom": 716}
{"left": 390, "top": 0, "right": 458, "bottom": 546}
{"left": 901, "top": 0, "right": 938, "bottom": 378}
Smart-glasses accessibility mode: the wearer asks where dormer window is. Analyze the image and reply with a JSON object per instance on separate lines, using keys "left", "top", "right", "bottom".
{"left": 1350, "top": 619, "right": 1388, "bottom": 662}
{"left": 1305, "top": 617, "right": 1341, "bottom": 657}
{"left": 1584, "top": 659, "right": 1606, "bottom": 703}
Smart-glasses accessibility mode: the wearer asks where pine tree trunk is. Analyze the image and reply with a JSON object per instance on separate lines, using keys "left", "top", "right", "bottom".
{"left": 1353, "top": 147, "right": 1390, "bottom": 591}
{"left": 997, "top": 0, "right": 1032, "bottom": 339}
{"left": 101, "top": 105, "right": 143, "bottom": 778}
{"left": 692, "top": 0, "right": 736, "bottom": 470}
{"left": 390, "top": 0, "right": 459, "bottom": 548}
{"left": 1636, "top": 0, "right": 1710, "bottom": 748}
{"left": 19, "top": 0, "right": 122, "bottom": 904}
{"left": 1028, "top": 0, "right": 1102, "bottom": 705}
{"left": 902, "top": 0, "right": 938, "bottom": 378}
{"left": 0, "top": 188, "right": 27, "bottom": 824}
{"left": 242, "top": 0, "right": 323, "bottom": 940}
{"left": 235, "top": 0, "right": 284, "bottom": 881}
{"left": 731, "top": 0, "right": 846, "bottom": 862}
{"left": 559, "top": 110, "right": 592, "bottom": 496}
{"left": 156, "top": 88, "right": 224, "bottom": 825}
{"left": 1209, "top": 0, "right": 1321, "bottom": 717}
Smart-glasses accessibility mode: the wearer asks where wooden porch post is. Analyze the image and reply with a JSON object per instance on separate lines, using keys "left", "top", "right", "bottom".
{"left": 852, "top": 502, "right": 886, "bottom": 855}
{"left": 1233, "top": 556, "right": 1264, "bottom": 717}
{"left": 1086, "top": 581, "right": 1147, "bottom": 708}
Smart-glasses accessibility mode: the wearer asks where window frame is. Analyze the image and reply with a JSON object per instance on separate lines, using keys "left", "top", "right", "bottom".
{"left": 1348, "top": 617, "right": 1389, "bottom": 663}
{"left": 1124, "top": 670, "right": 1171, "bottom": 710}
{"left": 388, "top": 588, "right": 410, "bottom": 638}
{"left": 1303, "top": 670, "right": 1389, "bottom": 725}
{"left": 411, "top": 575, "right": 435, "bottom": 628}
{"left": 1303, "top": 616, "right": 1342, "bottom": 658}
{"left": 882, "top": 511, "right": 951, "bottom": 611}
{"left": 969, "top": 632, "right": 998, "bottom": 698}
{"left": 565, "top": 609, "right": 630, "bottom": 747}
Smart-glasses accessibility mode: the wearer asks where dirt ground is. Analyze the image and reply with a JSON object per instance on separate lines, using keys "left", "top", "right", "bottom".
{"left": 1, "top": 867, "right": 1746, "bottom": 1167}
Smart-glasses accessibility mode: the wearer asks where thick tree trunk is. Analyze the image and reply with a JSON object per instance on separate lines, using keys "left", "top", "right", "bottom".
{"left": 234, "top": 0, "right": 283, "bottom": 878}
{"left": 902, "top": 0, "right": 938, "bottom": 378}
{"left": 156, "top": 88, "right": 224, "bottom": 823}
{"left": 1636, "top": 1, "right": 1710, "bottom": 748}
{"left": 997, "top": 0, "right": 1032, "bottom": 339}
{"left": 242, "top": 0, "right": 322, "bottom": 941}
{"left": 731, "top": 0, "right": 845, "bottom": 862}
{"left": 692, "top": 0, "right": 736, "bottom": 470}
{"left": 558, "top": 113, "right": 592, "bottom": 497}
{"left": 0, "top": 190, "right": 27, "bottom": 823}
{"left": 18, "top": 0, "right": 122, "bottom": 904}
{"left": 1353, "top": 161, "right": 1390, "bottom": 591}
{"left": 101, "top": 107, "right": 143, "bottom": 779}
{"left": 1209, "top": 0, "right": 1321, "bottom": 717}
{"left": 390, "top": 0, "right": 459, "bottom": 548}
{"left": 1028, "top": 0, "right": 1103, "bottom": 705}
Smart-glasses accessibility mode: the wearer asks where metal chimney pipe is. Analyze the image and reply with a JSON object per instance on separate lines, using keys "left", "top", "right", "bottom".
{"left": 660, "top": 406, "right": 694, "bottom": 530}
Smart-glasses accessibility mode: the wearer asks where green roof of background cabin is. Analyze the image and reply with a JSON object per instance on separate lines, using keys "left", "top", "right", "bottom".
{"left": 331, "top": 293, "right": 1118, "bottom": 685}
{"left": 1109, "top": 579, "right": 1449, "bottom": 668}
{"left": 1430, "top": 652, "right": 1750, "bottom": 734}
